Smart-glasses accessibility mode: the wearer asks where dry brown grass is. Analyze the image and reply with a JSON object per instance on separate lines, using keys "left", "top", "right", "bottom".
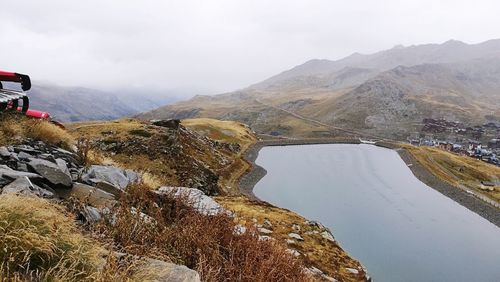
{"left": 64, "top": 119, "right": 364, "bottom": 280}
{"left": 0, "top": 194, "right": 142, "bottom": 281}
{"left": 404, "top": 145, "right": 500, "bottom": 202}
{"left": 0, "top": 194, "right": 104, "bottom": 281}
{"left": 182, "top": 118, "right": 257, "bottom": 152}
{"left": 217, "top": 196, "right": 366, "bottom": 282}
{"left": 0, "top": 115, "right": 74, "bottom": 150}
{"left": 0, "top": 114, "right": 23, "bottom": 146}
{"left": 65, "top": 119, "right": 146, "bottom": 141}
{"left": 24, "top": 120, "right": 74, "bottom": 150}
{"left": 94, "top": 184, "right": 311, "bottom": 282}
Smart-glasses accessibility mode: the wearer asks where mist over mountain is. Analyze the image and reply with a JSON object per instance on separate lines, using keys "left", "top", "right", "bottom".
{"left": 138, "top": 39, "right": 500, "bottom": 139}
{"left": 253, "top": 39, "right": 500, "bottom": 90}
{"left": 28, "top": 82, "right": 178, "bottom": 122}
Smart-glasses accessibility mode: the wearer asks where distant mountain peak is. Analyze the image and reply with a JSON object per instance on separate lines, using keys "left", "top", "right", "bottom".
{"left": 391, "top": 44, "right": 405, "bottom": 49}
{"left": 442, "top": 39, "right": 467, "bottom": 46}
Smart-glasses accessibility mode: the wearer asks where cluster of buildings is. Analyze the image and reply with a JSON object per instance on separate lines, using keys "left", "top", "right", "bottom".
{"left": 421, "top": 118, "right": 498, "bottom": 139}
{"left": 408, "top": 119, "right": 500, "bottom": 166}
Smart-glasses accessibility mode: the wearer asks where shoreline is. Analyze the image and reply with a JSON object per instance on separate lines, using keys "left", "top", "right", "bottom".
{"left": 239, "top": 138, "right": 500, "bottom": 228}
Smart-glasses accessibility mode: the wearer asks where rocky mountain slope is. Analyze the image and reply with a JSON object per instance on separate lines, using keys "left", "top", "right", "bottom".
{"left": 66, "top": 118, "right": 256, "bottom": 196}
{"left": 138, "top": 39, "right": 500, "bottom": 139}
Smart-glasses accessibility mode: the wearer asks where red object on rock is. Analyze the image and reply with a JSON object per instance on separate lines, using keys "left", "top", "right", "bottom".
{"left": 16, "top": 107, "right": 51, "bottom": 119}
{"left": 1, "top": 69, "right": 64, "bottom": 128}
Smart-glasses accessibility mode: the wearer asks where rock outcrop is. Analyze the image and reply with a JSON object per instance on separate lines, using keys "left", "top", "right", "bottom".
{"left": 156, "top": 186, "right": 229, "bottom": 216}
{"left": 132, "top": 259, "right": 201, "bottom": 282}
{"left": 82, "top": 165, "right": 139, "bottom": 192}
{"left": 0, "top": 140, "right": 203, "bottom": 280}
{"left": 2, "top": 176, "right": 54, "bottom": 198}
{"left": 28, "top": 158, "right": 73, "bottom": 188}
{"left": 0, "top": 141, "right": 127, "bottom": 212}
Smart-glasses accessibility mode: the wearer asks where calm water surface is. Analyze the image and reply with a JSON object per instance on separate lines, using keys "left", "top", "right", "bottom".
{"left": 253, "top": 144, "right": 500, "bottom": 282}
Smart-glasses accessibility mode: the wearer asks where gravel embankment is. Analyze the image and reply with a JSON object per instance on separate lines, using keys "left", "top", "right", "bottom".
{"left": 395, "top": 147, "right": 500, "bottom": 228}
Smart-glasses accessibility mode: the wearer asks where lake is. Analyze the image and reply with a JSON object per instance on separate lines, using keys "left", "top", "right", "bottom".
{"left": 253, "top": 144, "right": 500, "bottom": 282}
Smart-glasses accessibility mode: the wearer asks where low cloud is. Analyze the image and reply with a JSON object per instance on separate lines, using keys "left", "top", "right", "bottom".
{"left": 1, "top": 0, "right": 498, "bottom": 96}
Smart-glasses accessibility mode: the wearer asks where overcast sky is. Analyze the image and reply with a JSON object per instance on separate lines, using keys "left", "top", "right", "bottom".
{"left": 1, "top": 0, "right": 499, "bottom": 96}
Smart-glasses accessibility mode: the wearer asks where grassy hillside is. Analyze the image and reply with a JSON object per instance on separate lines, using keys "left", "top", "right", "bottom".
{"left": 404, "top": 145, "right": 500, "bottom": 202}
{"left": 66, "top": 118, "right": 368, "bottom": 281}
{"left": 66, "top": 119, "right": 253, "bottom": 195}
{"left": 182, "top": 118, "right": 257, "bottom": 152}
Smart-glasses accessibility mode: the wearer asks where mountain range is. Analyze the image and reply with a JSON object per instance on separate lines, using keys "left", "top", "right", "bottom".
{"left": 137, "top": 39, "right": 500, "bottom": 139}
{"left": 27, "top": 82, "right": 176, "bottom": 122}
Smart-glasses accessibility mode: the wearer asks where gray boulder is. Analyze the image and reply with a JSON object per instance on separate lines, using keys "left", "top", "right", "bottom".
{"left": 63, "top": 182, "right": 116, "bottom": 208}
{"left": 91, "top": 180, "right": 124, "bottom": 197}
{"left": 156, "top": 187, "right": 229, "bottom": 216}
{"left": 132, "top": 259, "right": 200, "bottom": 282}
{"left": 2, "top": 176, "right": 54, "bottom": 198}
{"left": 39, "top": 153, "right": 56, "bottom": 163}
{"left": 13, "top": 144, "right": 35, "bottom": 153}
{"left": 286, "top": 249, "right": 300, "bottom": 257}
{"left": 0, "top": 166, "right": 42, "bottom": 181}
{"left": 124, "top": 169, "right": 140, "bottom": 183}
{"left": 258, "top": 227, "right": 273, "bottom": 234}
{"left": 16, "top": 163, "right": 29, "bottom": 172}
{"left": 28, "top": 158, "right": 73, "bottom": 188}
{"left": 55, "top": 158, "right": 71, "bottom": 178}
{"left": 0, "top": 147, "right": 10, "bottom": 158}
{"left": 346, "top": 268, "right": 359, "bottom": 275}
{"left": 233, "top": 224, "right": 247, "bottom": 235}
{"left": 321, "top": 231, "right": 335, "bottom": 242}
{"left": 288, "top": 233, "right": 304, "bottom": 241}
{"left": 151, "top": 119, "right": 181, "bottom": 129}
{"left": 82, "top": 165, "right": 139, "bottom": 191}
{"left": 9, "top": 153, "right": 19, "bottom": 162}
{"left": 81, "top": 206, "right": 103, "bottom": 223}
{"left": 17, "top": 151, "right": 32, "bottom": 161}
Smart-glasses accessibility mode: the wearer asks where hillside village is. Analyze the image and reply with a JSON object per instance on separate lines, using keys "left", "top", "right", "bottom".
{"left": 408, "top": 118, "right": 500, "bottom": 166}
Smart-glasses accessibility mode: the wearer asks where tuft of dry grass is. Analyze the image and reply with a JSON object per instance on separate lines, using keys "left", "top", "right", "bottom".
{"left": 94, "top": 183, "right": 311, "bottom": 282}
{"left": 0, "top": 114, "right": 23, "bottom": 146}
{"left": 0, "top": 194, "right": 104, "bottom": 281}
{"left": 0, "top": 115, "right": 74, "bottom": 150}
{"left": 24, "top": 120, "right": 74, "bottom": 150}
{"left": 140, "top": 172, "right": 164, "bottom": 189}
